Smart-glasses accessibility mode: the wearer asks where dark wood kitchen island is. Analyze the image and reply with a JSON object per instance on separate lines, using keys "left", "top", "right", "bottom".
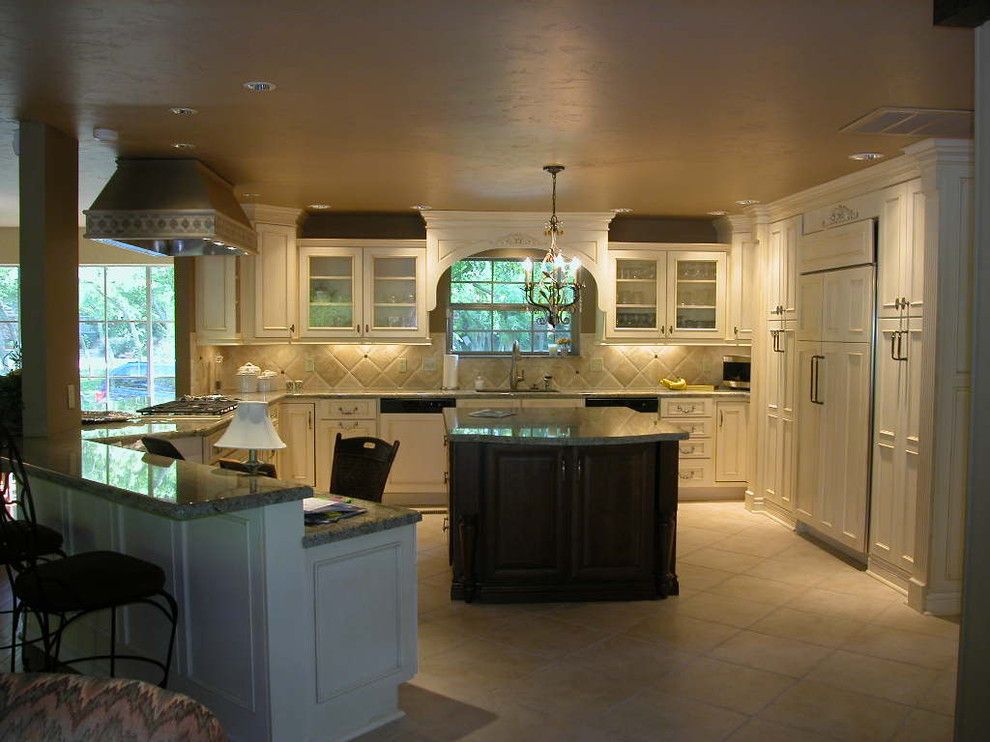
{"left": 444, "top": 406, "right": 689, "bottom": 603}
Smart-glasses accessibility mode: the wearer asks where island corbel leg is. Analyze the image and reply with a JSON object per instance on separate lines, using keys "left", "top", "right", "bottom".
{"left": 655, "top": 441, "right": 680, "bottom": 598}
{"left": 458, "top": 515, "right": 477, "bottom": 603}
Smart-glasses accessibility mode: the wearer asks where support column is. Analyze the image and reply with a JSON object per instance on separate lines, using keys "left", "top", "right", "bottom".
{"left": 18, "top": 121, "right": 79, "bottom": 436}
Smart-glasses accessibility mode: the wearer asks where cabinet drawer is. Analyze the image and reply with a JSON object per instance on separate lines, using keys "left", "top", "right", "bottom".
{"left": 671, "top": 418, "right": 712, "bottom": 438}
{"left": 677, "top": 458, "right": 714, "bottom": 486}
{"left": 319, "top": 399, "right": 377, "bottom": 419}
{"left": 661, "top": 397, "right": 714, "bottom": 418}
{"left": 678, "top": 438, "right": 711, "bottom": 459}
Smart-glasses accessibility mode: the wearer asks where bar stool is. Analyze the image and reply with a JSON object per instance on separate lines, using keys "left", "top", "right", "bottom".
{"left": 141, "top": 436, "right": 186, "bottom": 460}
{"left": 0, "top": 424, "right": 179, "bottom": 687}
{"left": 329, "top": 434, "right": 400, "bottom": 503}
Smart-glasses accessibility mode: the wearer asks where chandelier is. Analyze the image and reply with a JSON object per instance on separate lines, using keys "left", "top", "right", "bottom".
{"left": 522, "top": 164, "right": 582, "bottom": 329}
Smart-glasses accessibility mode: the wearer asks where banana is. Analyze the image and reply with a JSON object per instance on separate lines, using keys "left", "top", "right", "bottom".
{"left": 660, "top": 377, "right": 687, "bottom": 390}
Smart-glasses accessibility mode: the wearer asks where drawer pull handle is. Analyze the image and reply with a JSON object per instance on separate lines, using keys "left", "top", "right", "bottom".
{"left": 339, "top": 406, "right": 359, "bottom": 415}
{"left": 678, "top": 472, "right": 694, "bottom": 480}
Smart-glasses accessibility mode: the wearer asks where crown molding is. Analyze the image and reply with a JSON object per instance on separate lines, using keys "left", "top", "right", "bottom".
{"left": 420, "top": 210, "right": 616, "bottom": 231}
{"left": 239, "top": 203, "right": 304, "bottom": 226}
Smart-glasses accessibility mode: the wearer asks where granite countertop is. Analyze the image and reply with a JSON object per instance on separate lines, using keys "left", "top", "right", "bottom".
{"left": 14, "top": 434, "right": 313, "bottom": 520}
{"left": 303, "top": 499, "right": 422, "bottom": 548}
{"left": 81, "top": 416, "right": 231, "bottom": 442}
{"left": 232, "top": 387, "right": 750, "bottom": 403}
{"left": 443, "top": 407, "right": 690, "bottom": 445}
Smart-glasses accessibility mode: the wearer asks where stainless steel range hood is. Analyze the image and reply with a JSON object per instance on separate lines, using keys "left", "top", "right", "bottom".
{"left": 84, "top": 159, "right": 257, "bottom": 257}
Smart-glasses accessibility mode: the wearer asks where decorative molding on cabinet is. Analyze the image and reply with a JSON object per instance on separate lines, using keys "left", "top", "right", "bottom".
{"left": 239, "top": 203, "right": 303, "bottom": 227}
{"left": 820, "top": 204, "right": 861, "bottom": 229}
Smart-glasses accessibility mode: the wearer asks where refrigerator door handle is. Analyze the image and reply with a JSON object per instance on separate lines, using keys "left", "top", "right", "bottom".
{"left": 890, "top": 331, "right": 898, "bottom": 361}
{"left": 896, "top": 330, "right": 908, "bottom": 362}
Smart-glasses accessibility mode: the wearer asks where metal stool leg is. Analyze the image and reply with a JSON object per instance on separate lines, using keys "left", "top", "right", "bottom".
{"left": 109, "top": 606, "right": 116, "bottom": 677}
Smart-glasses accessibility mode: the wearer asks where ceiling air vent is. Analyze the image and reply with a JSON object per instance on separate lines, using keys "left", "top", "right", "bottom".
{"left": 840, "top": 107, "right": 973, "bottom": 138}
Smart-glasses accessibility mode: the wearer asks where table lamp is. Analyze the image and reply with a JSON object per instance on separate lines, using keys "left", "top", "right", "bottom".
{"left": 214, "top": 401, "right": 285, "bottom": 475}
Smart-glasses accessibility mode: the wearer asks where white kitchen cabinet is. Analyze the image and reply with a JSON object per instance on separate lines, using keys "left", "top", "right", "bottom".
{"left": 316, "top": 417, "right": 377, "bottom": 493}
{"left": 278, "top": 402, "right": 316, "bottom": 487}
{"left": 726, "top": 232, "right": 758, "bottom": 343}
{"left": 761, "top": 323, "right": 796, "bottom": 514}
{"left": 795, "top": 341, "right": 873, "bottom": 553}
{"left": 878, "top": 179, "right": 926, "bottom": 319}
{"left": 249, "top": 222, "right": 298, "bottom": 339}
{"left": 870, "top": 316, "right": 922, "bottom": 576}
{"left": 766, "top": 216, "right": 800, "bottom": 321}
{"left": 195, "top": 255, "right": 240, "bottom": 343}
{"left": 379, "top": 413, "right": 447, "bottom": 506}
{"left": 603, "top": 244, "right": 727, "bottom": 343}
{"left": 798, "top": 266, "right": 874, "bottom": 344}
{"left": 715, "top": 402, "right": 749, "bottom": 482}
{"left": 297, "top": 240, "right": 428, "bottom": 341}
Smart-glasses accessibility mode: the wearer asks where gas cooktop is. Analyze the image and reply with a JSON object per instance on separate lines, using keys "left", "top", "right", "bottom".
{"left": 136, "top": 395, "right": 239, "bottom": 416}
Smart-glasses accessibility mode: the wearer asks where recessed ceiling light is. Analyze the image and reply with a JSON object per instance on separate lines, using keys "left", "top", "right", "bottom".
{"left": 243, "top": 80, "right": 277, "bottom": 92}
{"left": 92, "top": 127, "right": 119, "bottom": 143}
{"left": 169, "top": 107, "right": 198, "bottom": 116}
{"left": 735, "top": 199, "right": 760, "bottom": 207}
{"left": 849, "top": 151, "right": 884, "bottom": 161}
{"left": 411, "top": 204, "right": 432, "bottom": 211}
{"left": 707, "top": 210, "right": 728, "bottom": 217}
{"left": 308, "top": 203, "right": 331, "bottom": 210}
{"left": 172, "top": 142, "right": 196, "bottom": 150}
{"left": 612, "top": 207, "right": 633, "bottom": 214}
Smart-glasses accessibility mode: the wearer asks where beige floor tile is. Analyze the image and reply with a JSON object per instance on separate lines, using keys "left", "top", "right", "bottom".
{"left": 706, "top": 573, "right": 804, "bottom": 607}
{"left": 917, "top": 669, "right": 957, "bottom": 716}
{"left": 714, "top": 530, "right": 795, "bottom": 558}
{"left": 841, "top": 624, "right": 959, "bottom": 670}
{"left": 680, "top": 546, "right": 765, "bottom": 574}
{"left": 677, "top": 590, "right": 778, "bottom": 629}
{"left": 417, "top": 616, "right": 471, "bottom": 661}
{"left": 870, "top": 601, "right": 961, "bottom": 640}
{"left": 462, "top": 612, "right": 610, "bottom": 660}
{"left": 568, "top": 634, "right": 696, "bottom": 684}
{"left": 750, "top": 606, "right": 868, "bottom": 648}
{"left": 677, "top": 525, "right": 729, "bottom": 556}
{"left": 892, "top": 708, "right": 954, "bottom": 742}
{"left": 743, "top": 557, "right": 832, "bottom": 587}
{"left": 816, "top": 569, "right": 906, "bottom": 601}
{"left": 760, "top": 679, "right": 913, "bottom": 741}
{"left": 710, "top": 629, "right": 832, "bottom": 678}
{"left": 725, "top": 717, "right": 832, "bottom": 742}
{"left": 417, "top": 636, "right": 548, "bottom": 693}
{"left": 785, "top": 585, "right": 892, "bottom": 622}
{"left": 652, "top": 655, "right": 795, "bottom": 714}
{"left": 535, "top": 598, "right": 674, "bottom": 633}
{"left": 807, "top": 649, "right": 939, "bottom": 706}
{"left": 596, "top": 688, "right": 748, "bottom": 741}
{"left": 675, "top": 561, "right": 736, "bottom": 593}
{"left": 623, "top": 612, "right": 742, "bottom": 654}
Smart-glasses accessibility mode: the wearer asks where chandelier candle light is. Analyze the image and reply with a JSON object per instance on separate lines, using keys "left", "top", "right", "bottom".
{"left": 523, "top": 164, "right": 582, "bottom": 329}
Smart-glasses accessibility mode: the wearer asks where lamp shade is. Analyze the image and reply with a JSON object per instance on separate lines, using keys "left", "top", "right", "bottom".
{"left": 214, "top": 401, "right": 285, "bottom": 450}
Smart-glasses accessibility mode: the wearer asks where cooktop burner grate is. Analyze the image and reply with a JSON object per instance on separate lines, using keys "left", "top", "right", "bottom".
{"left": 136, "top": 395, "right": 240, "bottom": 416}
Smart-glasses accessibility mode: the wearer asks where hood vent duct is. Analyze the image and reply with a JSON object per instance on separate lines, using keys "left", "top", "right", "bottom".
{"left": 84, "top": 159, "right": 257, "bottom": 257}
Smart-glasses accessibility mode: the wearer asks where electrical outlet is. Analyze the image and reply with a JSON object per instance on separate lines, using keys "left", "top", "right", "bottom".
{"left": 398, "top": 357, "right": 408, "bottom": 373}
{"left": 422, "top": 356, "right": 437, "bottom": 372}
{"left": 589, "top": 358, "right": 604, "bottom": 373}
{"left": 304, "top": 357, "right": 315, "bottom": 372}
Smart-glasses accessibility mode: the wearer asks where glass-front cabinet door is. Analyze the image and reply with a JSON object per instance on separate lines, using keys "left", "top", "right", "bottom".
{"left": 363, "top": 247, "right": 426, "bottom": 338}
{"left": 607, "top": 251, "right": 666, "bottom": 340}
{"left": 298, "top": 246, "right": 362, "bottom": 337}
{"left": 665, "top": 251, "right": 727, "bottom": 339}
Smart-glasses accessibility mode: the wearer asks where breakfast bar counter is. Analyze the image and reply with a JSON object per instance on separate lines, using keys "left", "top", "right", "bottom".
{"left": 11, "top": 432, "right": 420, "bottom": 742}
{"left": 444, "top": 407, "right": 688, "bottom": 603}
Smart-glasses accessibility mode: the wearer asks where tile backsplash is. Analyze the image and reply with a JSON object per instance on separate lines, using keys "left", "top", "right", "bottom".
{"left": 194, "top": 335, "right": 748, "bottom": 394}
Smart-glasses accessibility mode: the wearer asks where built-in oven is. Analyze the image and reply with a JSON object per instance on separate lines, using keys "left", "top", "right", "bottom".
{"left": 722, "top": 355, "right": 751, "bottom": 390}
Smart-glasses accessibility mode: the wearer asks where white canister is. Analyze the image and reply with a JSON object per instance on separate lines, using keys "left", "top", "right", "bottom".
{"left": 236, "top": 362, "right": 261, "bottom": 393}
{"left": 257, "top": 370, "right": 278, "bottom": 392}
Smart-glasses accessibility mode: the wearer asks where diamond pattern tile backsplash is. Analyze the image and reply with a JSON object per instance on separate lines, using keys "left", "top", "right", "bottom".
{"left": 193, "top": 335, "right": 748, "bottom": 394}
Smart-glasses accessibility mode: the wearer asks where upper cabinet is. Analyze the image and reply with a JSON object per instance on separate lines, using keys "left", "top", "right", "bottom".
{"left": 249, "top": 222, "right": 299, "bottom": 339}
{"left": 878, "top": 179, "right": 926, "bottom": 318}
{"left": 298, "top": 239, "right": 428, "bottom": 341}
{"left": 604, "top": 244, "right": 727, "bottom": 343}
{"left": 766, "top": 215, "right": 800, "bottom": 321}
{"left": 195, "top": 255, "right": 240, "bottom": 343}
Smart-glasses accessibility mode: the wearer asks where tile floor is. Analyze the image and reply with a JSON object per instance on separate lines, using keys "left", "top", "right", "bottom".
{"left": 361, "top": 502, "right": 960, "bottom": 742}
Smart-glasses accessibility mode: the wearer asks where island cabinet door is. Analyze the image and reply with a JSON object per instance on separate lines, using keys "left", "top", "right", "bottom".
{"left": 480, "top": 446, "right": 569, "bottom": 585}
{"left": 570, "top": 444, "right": 656, "bottom": 582}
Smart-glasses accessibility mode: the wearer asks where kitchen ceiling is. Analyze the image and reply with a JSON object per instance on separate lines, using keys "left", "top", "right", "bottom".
{"left": 0, "top": 0, "right": 974, "bottom": 225}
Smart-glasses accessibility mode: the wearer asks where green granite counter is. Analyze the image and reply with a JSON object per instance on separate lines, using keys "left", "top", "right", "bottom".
{"left": 442, "top": 406, "right": 689, "bottom": 446}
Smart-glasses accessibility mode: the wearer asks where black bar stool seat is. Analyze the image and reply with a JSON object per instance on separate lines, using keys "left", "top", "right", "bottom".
{"left": 14, "top": 551, "right": 166, "bottom": 613}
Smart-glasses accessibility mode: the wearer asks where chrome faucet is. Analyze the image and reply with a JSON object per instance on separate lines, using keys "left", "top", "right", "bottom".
{"left": 509, "top": 340, "right": 525, "bottom": 390}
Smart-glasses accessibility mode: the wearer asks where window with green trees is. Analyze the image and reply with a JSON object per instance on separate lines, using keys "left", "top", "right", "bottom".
{"left": 447, "top": 258, "right": 577, "bottom": 354}
{"left": 0, "top": 265, "right": 175, "bottom": 409}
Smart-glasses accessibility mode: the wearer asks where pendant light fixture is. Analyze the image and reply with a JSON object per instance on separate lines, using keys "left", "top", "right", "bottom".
{"left": 523, "top": 164, "right": 582, "bottom": 328}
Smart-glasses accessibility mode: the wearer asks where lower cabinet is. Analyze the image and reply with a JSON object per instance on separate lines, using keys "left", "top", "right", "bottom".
{"left": 715, "top": 402, "right": 749, "bottom": 482}
{"left": 659, "top": 396, "right": 749, "bottom": 495}
{"left": 278, "top": 402, "right": 316, "bottom": 487}
{"left": 378, "top": 413, "right": 448, "bottom": 507}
